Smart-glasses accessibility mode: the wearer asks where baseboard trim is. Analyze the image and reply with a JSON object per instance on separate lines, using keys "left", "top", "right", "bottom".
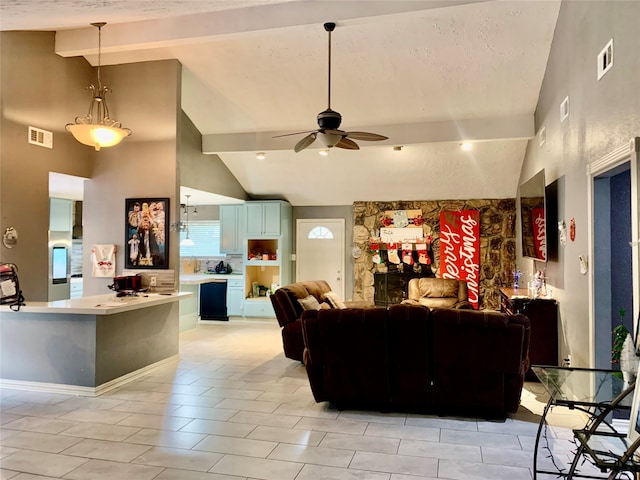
{"left": 0, "top": 355, "right": 180, "bottom": 397}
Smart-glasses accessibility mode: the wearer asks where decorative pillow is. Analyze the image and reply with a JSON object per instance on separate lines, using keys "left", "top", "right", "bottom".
{"left": 298, "top": 295, "right": 322, "bottom": 311}
{"left": 323, "top": 291, "right": 346, "bottom": 309}
{"left": 319, "top": 301, "right": 332, "bottom": 310}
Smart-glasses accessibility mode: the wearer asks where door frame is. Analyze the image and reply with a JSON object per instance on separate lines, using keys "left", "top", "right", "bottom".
{"left": 587, "top": 137, "right": 640, "bottom": 367}
{"left": 296, "top": 218, "right": 346, "bottom": 300}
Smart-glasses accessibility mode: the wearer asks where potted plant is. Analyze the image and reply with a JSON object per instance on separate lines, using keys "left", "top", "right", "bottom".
{"left": 612, "top": 308, "right": 638, "bottom": 382}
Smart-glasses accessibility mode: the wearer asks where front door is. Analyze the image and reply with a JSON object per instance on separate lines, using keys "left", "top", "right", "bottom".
{"left": 296, "top": 219, "right": 345, "bottom": 299}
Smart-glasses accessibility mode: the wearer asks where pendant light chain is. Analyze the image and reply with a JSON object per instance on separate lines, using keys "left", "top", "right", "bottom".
{"left": 96, "top": 23, "right": 102, "bottom": 90}
{"left": 327, "top": 27, "right": 331, "bottom": 110}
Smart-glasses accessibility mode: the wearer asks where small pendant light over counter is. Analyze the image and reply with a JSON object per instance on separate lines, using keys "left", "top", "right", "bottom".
{"left": 66, "top": 22, "right": 131, "bottom": 151}
{"left": 180, "top": 195, "right": 195, "bottom": 246}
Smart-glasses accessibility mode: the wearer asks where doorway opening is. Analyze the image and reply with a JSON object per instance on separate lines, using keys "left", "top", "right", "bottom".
{"left": 296, "top": 219, "right": 345, "bottom": 300}
{"left": 589, "top": 138, "right": 640, "bottom": 371}
{"left": 593, "top": 166, "right": 632, "bottom": 370}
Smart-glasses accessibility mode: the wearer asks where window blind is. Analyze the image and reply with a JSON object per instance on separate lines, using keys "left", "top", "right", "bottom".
{"left": 179, "top": 220, "right": 221, "bottom": 256}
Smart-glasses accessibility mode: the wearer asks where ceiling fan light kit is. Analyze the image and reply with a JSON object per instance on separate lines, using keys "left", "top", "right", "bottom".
{"left": 275, "top": 22, "right": 388, "bottom": 153}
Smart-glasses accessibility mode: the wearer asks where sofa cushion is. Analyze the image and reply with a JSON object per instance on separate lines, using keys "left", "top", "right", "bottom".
{"left": 302, "top": 307, "right": 392, "bottom": 407}
{"left": 386, "top": 304, "right": 432, "bottom": 408}
{"left": 416, "top": 278, "right": 460, "bottom": 298}
{"left": 323, "top": 291, "right": 346, "bottom": 309}
{"left": 302, "top": 280, "right": 332, "bottom": 302}
{"left": 298, "top": 295, "right": 322, "bottom": 311}
{"left": 416, "top": 297, "right": 458, "bottom": 309}
{"left": 282, "top": 283, "right": 311, "bottom": 318}
{"left": 429, "top": 308, "right": 528, "bottom": 415}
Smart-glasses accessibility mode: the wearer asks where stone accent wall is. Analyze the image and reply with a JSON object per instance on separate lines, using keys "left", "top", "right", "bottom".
{"left": 352, "top": 199, "right": 516, "bottom": 310}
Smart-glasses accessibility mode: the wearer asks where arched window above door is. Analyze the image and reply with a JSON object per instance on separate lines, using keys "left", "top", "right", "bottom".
{"left": 308, "top": 226, "right": 334, "bottom": 239}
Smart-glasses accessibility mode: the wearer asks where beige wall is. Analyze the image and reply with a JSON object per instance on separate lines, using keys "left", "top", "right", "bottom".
{"left": 1, "top": 31, "right": 183, "bottom": 299}
{"left": 81, "top": 60, "right": 182, "bottom": 296}
{"left": 1, "top": 32, "right": 95, "bottom": 300}
{"left": 517, "top": 1, "right": 640, "bottom": 367}
{"left": 178, "top": 112, "right": 249, "bottom": 202}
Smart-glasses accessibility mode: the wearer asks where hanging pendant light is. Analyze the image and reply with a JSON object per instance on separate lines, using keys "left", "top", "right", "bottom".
{"left": 180, "top": 195, "right": 195, "bottom": 246}
{"left": 66, "top": 22, "right": 131, "bottom": 151}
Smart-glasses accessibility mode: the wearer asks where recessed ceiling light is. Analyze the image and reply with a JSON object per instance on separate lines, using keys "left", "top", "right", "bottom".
{"left": 461, "top": 142, "right": 473, "bottom": 151}
{"left": 319, "top": 149, "right": 330, "bottom": 156}
{"left": 256, "top": 152, "right": 266, "bottom": 160}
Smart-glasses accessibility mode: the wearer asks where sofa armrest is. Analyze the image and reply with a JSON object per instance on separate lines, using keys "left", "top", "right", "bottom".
{"left": 453, "top": 300, "right": 473, "bottom": 309}
{"left": 401, "top": 299, "right": 421, "bottom": 306}
{"left": 344, "top": 299, "right": 375, "bottom": 308}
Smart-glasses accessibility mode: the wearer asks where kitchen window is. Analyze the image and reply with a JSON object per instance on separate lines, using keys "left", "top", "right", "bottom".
{"left": 179, "top": 221, "right": 221, "bottom": 256}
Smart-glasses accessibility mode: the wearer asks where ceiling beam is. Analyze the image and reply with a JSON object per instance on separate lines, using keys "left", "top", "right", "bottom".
{"left": 55, "top": 0, "right": 489, "bottom": 58}
{"left": 201, "top": 114, "right": 534, "bottom": 154}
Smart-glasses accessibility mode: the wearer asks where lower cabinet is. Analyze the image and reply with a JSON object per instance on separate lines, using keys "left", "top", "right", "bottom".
{"left": 226, "top": 277, "right": 244, "bottom": 317}
{"left": 500, "top": 288, "right": 558, "bottom": 380}
{"left": 243, "top": 298, "right": 275, "bottom": 318}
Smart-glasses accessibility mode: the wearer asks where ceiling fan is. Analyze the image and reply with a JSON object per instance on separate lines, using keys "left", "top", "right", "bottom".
{"left": 275, "top": 22, "right": 388, "bottom": 153}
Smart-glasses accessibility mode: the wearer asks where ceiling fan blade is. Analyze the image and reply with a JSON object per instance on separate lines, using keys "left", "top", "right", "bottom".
{"left": 294, "top": 133, "right": 317, "bottom": 152}
{"left": 273, "top": 130, "right": 318, "bottom": 138}
{"left": 323, "top": 128, "right": 346, "bottom": 136}
{"left": 345, "top": 131, "right": 388, "bottom": 141}
{"left": 335, "top": 137, "right": 359, "bottom": 150}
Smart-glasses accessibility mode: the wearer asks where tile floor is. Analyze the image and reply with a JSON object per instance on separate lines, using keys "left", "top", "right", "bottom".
{"left": 0, "top": 320, "right": 595, "bottom": 479}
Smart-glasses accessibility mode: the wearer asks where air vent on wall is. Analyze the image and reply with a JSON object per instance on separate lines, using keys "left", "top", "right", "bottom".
{"left": 538, "top": 126, "right": 546, "bottom": 147}
{"left": 560, "top": 96, "right": 569, "bottom": 122}
{"left": 597, "top": 39, "right": 613, "bottom": 80}
{"left": 28, "top": 126, "right": 53, "bottom": 149}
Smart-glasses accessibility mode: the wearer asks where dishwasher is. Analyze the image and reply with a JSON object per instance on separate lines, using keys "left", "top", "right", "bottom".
{"left": 200, "top": 279, "right": 228, "bottom": 321}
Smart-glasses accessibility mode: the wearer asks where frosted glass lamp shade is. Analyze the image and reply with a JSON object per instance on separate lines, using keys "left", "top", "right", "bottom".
{"left": 66, "top": 123, "right": 131, "bottom": 151}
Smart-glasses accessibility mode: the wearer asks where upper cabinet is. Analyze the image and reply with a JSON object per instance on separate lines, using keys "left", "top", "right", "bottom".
{"left": 220, "top": 204, "right": 245, "bottom": 254}
{"left": 50, "top": 198, "right": 73, "bottom": 232}
{"left": 245, "top": 201, "right": 282, "bottom": 237}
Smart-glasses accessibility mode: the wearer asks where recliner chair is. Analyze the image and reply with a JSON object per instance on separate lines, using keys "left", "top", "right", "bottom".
{"left": 402, "top": 277, "right": 472, "bottom": 309}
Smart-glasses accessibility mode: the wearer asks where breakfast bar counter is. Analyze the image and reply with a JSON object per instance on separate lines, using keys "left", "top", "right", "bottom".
{"left": 0, "top": 292, "right": 192, "bottom": 396}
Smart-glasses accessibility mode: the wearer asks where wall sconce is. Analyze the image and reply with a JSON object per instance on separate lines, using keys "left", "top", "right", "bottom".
{"left": 319, "top": 149, "right": 330, "bottom": 156}
{"left": 66, "top": 22, "right": 131, "bottom": 151}
{"left": 461, "top": 142, "right": 473, "bottom": 151}
{"left": 393, "top": 146, "right": 403, "bottom": 152}
{"left": 256, "top": 152, "right": 266, "bottom": 160}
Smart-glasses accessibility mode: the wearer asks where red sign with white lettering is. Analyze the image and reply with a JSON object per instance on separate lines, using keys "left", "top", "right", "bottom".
{"left": 439, "top": 210, "right": 480, "bottom": 309}
{"left": 532, "top": 207, "right": 547, "bottom": 260}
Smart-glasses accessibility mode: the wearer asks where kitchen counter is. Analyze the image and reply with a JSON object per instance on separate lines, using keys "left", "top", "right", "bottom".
{"left": 0, "top": 291, "right": 192, "bottom": 316}
{"left": 1, "top": 292, "right": 191, "bottom": 396}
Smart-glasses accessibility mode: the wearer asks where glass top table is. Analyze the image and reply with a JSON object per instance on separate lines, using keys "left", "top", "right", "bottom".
{"left": 532, "top": 366, "right": 637, "bottom": 480}
{"left": 532, "top": 366, "right": 631, "bottom": 409}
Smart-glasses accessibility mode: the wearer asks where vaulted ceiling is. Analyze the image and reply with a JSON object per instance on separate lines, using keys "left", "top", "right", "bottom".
{"left": 1, "top": 0, "right": 561, "bottom": 206}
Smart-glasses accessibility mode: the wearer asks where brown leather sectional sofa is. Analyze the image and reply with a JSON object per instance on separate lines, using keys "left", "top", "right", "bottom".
{"left": 301, "top": 304, "right": 531, "bottom": 417}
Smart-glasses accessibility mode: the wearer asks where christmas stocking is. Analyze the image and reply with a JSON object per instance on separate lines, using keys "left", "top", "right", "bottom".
{"left": 416, "top": 243, "right": 429, "bottom": 265}
{"left": 387, "top": 243, "right": 401, "bottom": 264}
{"left": 370, "top": 242, "right": 383, "bottom": 264}
{"left": 402, "top": 243, "right": 414, "bottom": 265}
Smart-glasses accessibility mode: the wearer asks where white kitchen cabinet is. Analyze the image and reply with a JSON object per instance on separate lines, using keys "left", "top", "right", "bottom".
{"left": 245, "top": 201, "right": 281, "bottom": 237}
{"left": 243, "top": 200, "right": 291, "bottom": 318}
{"left": 242, "top": 298, "right": 275, "bottom": 318}
{"left": 226, "top": 277, "right": 244, "bottom": 316}
{"left": 220, "top": 204, "right": 244, "bottom": 254}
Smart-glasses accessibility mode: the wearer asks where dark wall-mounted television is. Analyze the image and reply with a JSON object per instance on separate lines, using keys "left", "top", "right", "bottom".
{"left": 519, "top": 169, "right": 557, "bottom": 262}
